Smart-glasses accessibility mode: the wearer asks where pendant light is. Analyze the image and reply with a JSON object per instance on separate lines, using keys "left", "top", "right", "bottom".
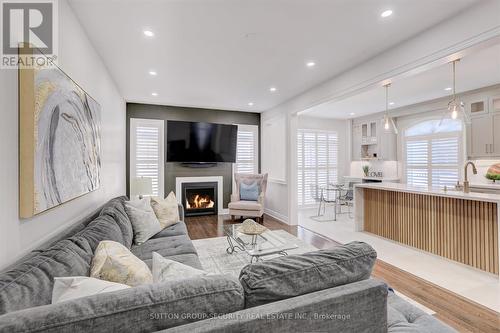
{"left": 383, "top": 83, "right": 398, "bottom": 134}
{"left": 447, "top": 59, "right": 467, "bottom": 122}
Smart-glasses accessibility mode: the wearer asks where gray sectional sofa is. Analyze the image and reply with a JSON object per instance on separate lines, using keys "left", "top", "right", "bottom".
{"left": 0, "top": 196, "right": 455, "bottom": 332}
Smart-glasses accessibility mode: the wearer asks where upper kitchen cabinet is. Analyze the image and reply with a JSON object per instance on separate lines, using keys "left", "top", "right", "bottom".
{"left": 490, "top": 95, "right": 500, "bottom": 113}
{"left": 466, "top": 92, "right": 500, "bottom": 159}
{"left": 352, "top": 117, "right": 396, "bottom": 161}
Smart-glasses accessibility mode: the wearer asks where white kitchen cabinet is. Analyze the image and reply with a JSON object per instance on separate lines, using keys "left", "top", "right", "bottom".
{"left": 352, "top": 117, "right": 396, "bottom": 161}
{"left": 468, "top": 116, "right": 493, "bottom": 158}
{"left": 494, "top": 114, "right": 500, "bottom": 155}
{"left": 352, "top": 124, "right": 362, "bottom": 161}
{"left": 490, "top": 95, "right": 500, "bottom": 113}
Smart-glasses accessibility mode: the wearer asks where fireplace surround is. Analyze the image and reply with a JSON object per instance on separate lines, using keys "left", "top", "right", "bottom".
{"left": 175, "top": 176, "right": 224, "bottom": 216}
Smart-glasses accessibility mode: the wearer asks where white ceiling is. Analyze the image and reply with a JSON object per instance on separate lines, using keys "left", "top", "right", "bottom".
{"left": 304, "top": 42, "right": 500, "bottom": 119}
{"left": 69, "top": 0, "right": 479, "bottom": 112}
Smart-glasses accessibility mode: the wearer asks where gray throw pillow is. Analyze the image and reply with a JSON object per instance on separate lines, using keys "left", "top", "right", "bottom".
{"left": 124, "top": 197, "right": 161, "bottom": 245}
{"left": 239, "top": 241, "right": 377, "bottom": 308}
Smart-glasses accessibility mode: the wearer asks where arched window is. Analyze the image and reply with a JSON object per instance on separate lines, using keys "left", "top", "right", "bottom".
{"left": 404, "top": 118, "right": 463, "bottom": 188}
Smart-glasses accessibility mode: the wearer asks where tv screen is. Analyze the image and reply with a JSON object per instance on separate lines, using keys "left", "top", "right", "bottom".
{"left": 166, "top": 121, "right": 237, "bottom": 163}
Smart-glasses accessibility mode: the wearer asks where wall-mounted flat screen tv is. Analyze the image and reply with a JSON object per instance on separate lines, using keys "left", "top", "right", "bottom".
{"left": 166, "top": 120, "right": 237, "bottom": 163}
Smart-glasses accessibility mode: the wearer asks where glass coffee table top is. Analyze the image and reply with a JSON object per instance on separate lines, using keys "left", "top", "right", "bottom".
{"left": 223, "top": 221, "right": 298, "bottom": 262}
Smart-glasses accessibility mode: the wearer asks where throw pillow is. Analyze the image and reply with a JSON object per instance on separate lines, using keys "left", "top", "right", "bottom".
{"left": 150, "top": 192, "right": 180, "bottom": 229}
{"left": 90, "top": 240, "right": 153, "bottom": 286}
{"left": 124, "top": 197, "right": 161, "bottom": 244}
{"left": 52, "top": 276, "right": 130, "bottom": 303}
{"left": 152, "top": 252, "right": 207, "bottom": 283}
{"left": 239, "top": 241, "right": 377, "bottom": 308}
{"left": 239, "top": 181, "right": 259, "bottom": 201}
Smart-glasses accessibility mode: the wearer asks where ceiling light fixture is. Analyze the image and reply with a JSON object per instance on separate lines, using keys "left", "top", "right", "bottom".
{"left": 389, "top": 102, "right": 395, "bottom": 106}
{"left": 444, "top": 87, "right": 452, "bottom": 91}
{"left": 306, "top": 61, "right": 316, "bottom": 68}
{"left": 248, "top": 102, "right": 254, "bottom": 106}
{"left": 149, "top": 71, "right": 157, "bottom": 76}
{"left": 381, "top": 9, "right": 393, "bottom": 18}
{"left": 442, "top": 59, "right": 468, "bottom": 124}
{"left": 143, "top": 30, "right": 154, "bottom": 37}
{"left": 269, "top": 87, "right": 277, "bottom": 92}
{"left": 151, "top": 92, "right": 158, "bottom": 96}
{"left": 349, "top": 113, "right": 355, "bottom": 116}
{"left": 383, "top": 83, "right": 398, "bottom": 134}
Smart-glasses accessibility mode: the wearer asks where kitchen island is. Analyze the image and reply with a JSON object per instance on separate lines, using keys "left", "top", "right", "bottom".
{"left": 354, "top": 183, "right": 499, "bottom": 276}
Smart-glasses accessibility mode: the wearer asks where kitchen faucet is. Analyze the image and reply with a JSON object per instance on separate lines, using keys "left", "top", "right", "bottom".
{"left": 463, "top": 161, "right": 477, "bottom": 193}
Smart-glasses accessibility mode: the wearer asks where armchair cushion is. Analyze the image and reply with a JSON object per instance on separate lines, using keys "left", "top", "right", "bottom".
{"left": 239, "top": 181, "right": 259, "bottom": 201}
{"left": 228, "top": 200, "right": 262, "bottom": 211}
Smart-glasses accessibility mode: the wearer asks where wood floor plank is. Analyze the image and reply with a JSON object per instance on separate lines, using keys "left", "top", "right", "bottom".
{"left": 185, "top": 213, "right": 500, "bottom": 333}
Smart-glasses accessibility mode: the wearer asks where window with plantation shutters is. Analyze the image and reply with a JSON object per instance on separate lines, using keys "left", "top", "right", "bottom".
{"left": 236, "top": 125, "right": 259, "bottom": 174}
{"left": 130, "top": 118, "right": 164, "bottom": 197}
{"left": 404, "top": 119, "right": 462, "bottom": 188}
{"left": 297, "top": 129, "right": 338, "bottom": 206}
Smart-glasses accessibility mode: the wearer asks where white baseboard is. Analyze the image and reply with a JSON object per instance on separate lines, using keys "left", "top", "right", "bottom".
{"left": 264, "top": 208, "right": 288, "bottom": 224}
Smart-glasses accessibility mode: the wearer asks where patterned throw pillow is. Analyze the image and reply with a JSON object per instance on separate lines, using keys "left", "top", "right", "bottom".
{"left": 150, "top": 192, "right": 180, "bottom": 229}
{"left": 152, "top": 252, "right": 207, "bottom": 283}
{"left": 52, "top": 276, "right": 130, "bottom": 303}
{"left": 124, "top": 197, "right": 161, "bottom": 244}
{"left": 240, "top": 181, "right": 260, "bottom": 201}
{"left": 90, "top": 240, "right": 153, "bottom": 287}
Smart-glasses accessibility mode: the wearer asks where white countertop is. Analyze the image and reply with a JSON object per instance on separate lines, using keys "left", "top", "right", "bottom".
{"left": 355, "top": 182, "right": 500, "bottom": 203}
{"left": 345, "top": 176, "right": 400, "bottom": 181}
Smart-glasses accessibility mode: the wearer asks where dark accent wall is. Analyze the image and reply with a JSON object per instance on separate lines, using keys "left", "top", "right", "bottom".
{"left": 126, "top": 103, "right": 261, "bottom": 207}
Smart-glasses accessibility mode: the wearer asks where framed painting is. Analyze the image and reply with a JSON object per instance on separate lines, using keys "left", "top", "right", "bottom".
{"left": 19, "top": 47, "right": 101, "bottom": 218}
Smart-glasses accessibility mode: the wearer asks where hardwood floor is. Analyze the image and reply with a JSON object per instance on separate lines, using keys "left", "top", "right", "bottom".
{"left": 185, "top": 213, "right": 500, "bottom": 333}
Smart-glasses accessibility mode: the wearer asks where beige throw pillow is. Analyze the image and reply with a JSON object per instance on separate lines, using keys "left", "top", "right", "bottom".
{"left": 152, "top": 252, "right": 207, "bottom": 283}
{"left": 151, "top": 192, "right": 180, "bottom": 229}
{"left": 124, "top": 197, "right": 161, "bottom": 244}
{"left": 52, "top": 276, "right": 130, "bottom": 303}
{"left": 90, "top": 240, "right": 153, "bottom": 287}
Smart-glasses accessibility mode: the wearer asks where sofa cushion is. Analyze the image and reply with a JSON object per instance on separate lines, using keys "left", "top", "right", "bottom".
{"left": 74, "top": 214, "right": 127, "bottom": 251}
{"left": 387, "top": 292, "right": 456, "bottom": 333}
{"left": 143, "top": 253, "right": 203, "bottom": 271}
{"left": 52, "top": 276, "right": 130, "bottom": 304}
{"left": 151, "top": 192, "right": 180, "bottom": 229}
{"left": 99, "top": 197, "right": 134, "bottom": 248}
{"left": 0, "top": 239, "right": 92, "bottom": 314}
{"left": 152, "top": 252, "right": 207, "bottom": 283}
{"left": 124, "top": 197, "right": 162, "bottom": 245}
{"left": 228, "top": 200, "right": 262, "bottom": 211}
{"left": 151, "top": 221, "right": 188, "bottom": 239}
{"left": 131, "top": 235, "right": 198, "bottom": 261}
{"left": 0, "top": 275, "right": 245, "bottom": 333}
{"left": 239, "top": 241, "right": 377, "bottom": 308}
{"left": 91, "top": 241, "right": 153, "bottom": 287}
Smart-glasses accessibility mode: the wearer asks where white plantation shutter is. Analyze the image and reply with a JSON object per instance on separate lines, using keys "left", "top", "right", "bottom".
{"left": 297, "top": 129, "right": 339, "bottom": 206}
{"left": 130, "top": 118, "right": 164, "bottom": 197}
{"left": 236, "top": 125, "right": 259, "bottom": 174}
{"left": 405, "top": 120, "right": 462, "bottom": 188}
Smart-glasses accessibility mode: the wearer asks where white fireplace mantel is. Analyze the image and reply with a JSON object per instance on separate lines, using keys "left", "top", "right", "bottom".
{"left": 175, "top": 176, "right": 225, "bottom": 215}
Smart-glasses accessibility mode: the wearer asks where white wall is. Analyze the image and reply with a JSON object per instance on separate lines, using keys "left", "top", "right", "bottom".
{"left": 0, "top": 0, "right": 126, "bottom": 270}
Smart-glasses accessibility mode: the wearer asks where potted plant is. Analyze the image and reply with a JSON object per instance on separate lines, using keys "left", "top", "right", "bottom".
{"left": 485, "top": 173, "right": 500, "bottom": 183}
{"left": 362, "top": 165, "right": 370, "bottom": 177}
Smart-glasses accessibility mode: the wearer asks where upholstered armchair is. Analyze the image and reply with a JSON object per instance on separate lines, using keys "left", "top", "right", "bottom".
{"left": 228, "top": 173, "right": 268, "bottom": 223}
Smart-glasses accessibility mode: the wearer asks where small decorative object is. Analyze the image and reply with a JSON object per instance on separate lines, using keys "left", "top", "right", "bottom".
{"left": 19, "top": 46, "right": 101, "bottom": 218}
{"left": 237, "top": 219, "right": 267, "bottom": 235}
{"left": 485, "top": 163, "right": 500, "bottom": 183}
{"left": 362, "top": 165, "right": 370, "bottom": 177}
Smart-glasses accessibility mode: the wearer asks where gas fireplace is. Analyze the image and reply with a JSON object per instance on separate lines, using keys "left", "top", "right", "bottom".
{"left": 181, "top": 182, "right": 218, "bottom": 217}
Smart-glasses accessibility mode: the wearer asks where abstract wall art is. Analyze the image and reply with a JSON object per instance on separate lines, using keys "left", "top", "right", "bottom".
{"left": 19, "top": 47, "right": 101, "bottom": 218}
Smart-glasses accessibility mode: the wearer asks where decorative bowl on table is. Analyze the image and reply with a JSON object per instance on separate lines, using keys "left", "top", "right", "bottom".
{"left": 486, "top": 163, "right": 500, "bottom": 183}
{"left": 237, "top": 219, "right": 268, "bottom": 235}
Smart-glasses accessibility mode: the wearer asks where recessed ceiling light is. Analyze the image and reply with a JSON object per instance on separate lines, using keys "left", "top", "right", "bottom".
{"left": 381, "top": 10, "right": 393, "bottom": 18}
{"left": 269, "top": 87, "right": 277, "bottom": 92}
{"left": 349, "top": 112, "right": 355, "bottom": 116}
{"left": 149, "top": 71, "right": 157, "bottom": 76}
{"left": 306, "top": 61, "right": 316, "bottom": 68}
{"left": 143, "top": 30, "right": 154, "bottom": 37}
{"left": 248, "top": 102, "right": 254, "bottom": 106}
{"left": 151, "top": 92, "right": 158, "bottom": 96}
{"left": 444, "top": 87, "right": 452, "bottom": 91}
{"left": 389, "top": 102, "right": 395, "bottom": 106}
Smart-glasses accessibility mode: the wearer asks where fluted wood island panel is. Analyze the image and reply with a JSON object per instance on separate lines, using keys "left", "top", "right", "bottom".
{"left": 363, "top": 188, "right": 499, "bottom": 275}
